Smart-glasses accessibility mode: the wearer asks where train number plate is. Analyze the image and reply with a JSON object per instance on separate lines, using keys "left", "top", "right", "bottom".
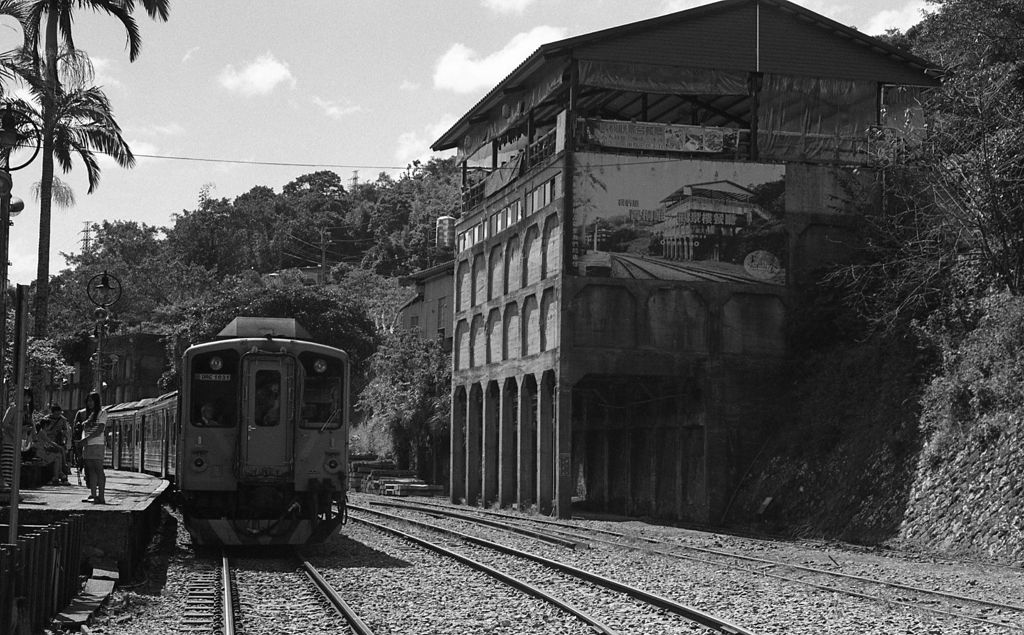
{"left": 196, "top": 373, "right": 232, "bottom": 381}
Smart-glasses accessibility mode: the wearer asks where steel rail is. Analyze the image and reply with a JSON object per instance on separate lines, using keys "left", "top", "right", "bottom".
{"left": 354, "top": 500, "right": 585, "bottom": 549}
{"left": 351, "top": 507, "right": 756, "bottom": 635}
{"left": 377, "top": 498, "right": 1024, "bottom": 631}
{"left": 352, "top": 515, "right": 622, "bottom": 635}
{"left": 296, "top": 552, "right": 377, "bottom": 635}
{"left": 221, "top": 554, "right": 235, "bottom": 635}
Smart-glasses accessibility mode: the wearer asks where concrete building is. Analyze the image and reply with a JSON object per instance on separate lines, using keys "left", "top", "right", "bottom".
{"left": 45, "top": 332, "right": 166, "bottom": 413}
{"left": 397, "top": 260, "right": 456, "bottom": 348}
{"left": 431, "top": 0, "right": 938, "bottom": 521}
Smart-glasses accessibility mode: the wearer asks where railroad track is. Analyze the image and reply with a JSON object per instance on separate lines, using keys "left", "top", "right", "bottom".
{"left": 611, "top": 253, "right": 758, "bottom": 283}
{"left": 179, "top": 549, "right": 375, "bottom": 635}
{"left": 365, "top": 497, "right": 1024, "bottom": 632}
{"left": 348, "top": 504, "right": 756, "bottom": 635}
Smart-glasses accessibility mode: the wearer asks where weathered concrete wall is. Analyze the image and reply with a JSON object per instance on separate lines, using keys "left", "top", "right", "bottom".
{"left": 562, "top": 276, "right": 787, "bottom": 523}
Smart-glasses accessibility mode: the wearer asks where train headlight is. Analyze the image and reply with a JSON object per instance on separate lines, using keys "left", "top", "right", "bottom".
{"left": 209, "top": 356, "right": 223, "bottom": 371}
{"left": 313, "top": 358, "right": 328, "bottom": 374}
{"left": 324, "top": 453, "right": 342, "bottom": 473}
{"left": 191, "top": 451, "right": 208, "bottom": 472}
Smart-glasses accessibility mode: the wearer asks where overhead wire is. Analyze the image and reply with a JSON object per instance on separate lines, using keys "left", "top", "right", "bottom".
{"left": 131, "top": 152, "right": 409, "bottom": 171}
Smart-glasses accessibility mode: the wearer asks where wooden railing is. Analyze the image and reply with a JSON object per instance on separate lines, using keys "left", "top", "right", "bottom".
{"left": 526, "top": 128, "right": 556, "bottom": 169}
{"left": 1, "top": 515, "right": 85, "bottom": 633}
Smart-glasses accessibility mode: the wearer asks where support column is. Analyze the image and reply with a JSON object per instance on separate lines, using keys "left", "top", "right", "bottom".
{"left": 482, "top": 381, "right": 499, "bottom": 506}
{"left": 465, "top": 383, "right": 483, "bottom": 505}
{"left": 554, "top": 375, "right": 573, "bottom": 519}
{"left": 450, "top": 386, "right": 467, "bottom": 504}
{"left": 498, "top": 377, "right": 518, "bottom": 507}
{"left": 517, "top": 374, "right": 536, "bottom": 510}
{"left": 537, "top": 371, "right": 555, "bottom": 515}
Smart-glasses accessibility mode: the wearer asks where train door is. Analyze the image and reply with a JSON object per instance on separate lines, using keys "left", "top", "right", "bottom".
{"left": 242, "top": 357, "right": 294, "bottom": 477}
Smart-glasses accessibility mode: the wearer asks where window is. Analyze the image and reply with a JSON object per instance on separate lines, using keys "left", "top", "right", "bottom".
{"left": 299, "top": 353, "right": 345, "bottom": 430}
{"left": 254, "top": 369, "right": 282, "bottom": 427}
{"left": 527, "top": 177, "right": 557, "bottom": 215}
{"left": 437, "top": 296, "right": 448, "bottom": 325}
{"left": 190, "top": 350, "right": 238, "bottom": 427}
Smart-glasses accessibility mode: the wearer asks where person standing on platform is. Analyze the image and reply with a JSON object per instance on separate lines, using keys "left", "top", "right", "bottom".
{"left": 78, "top": 392, "right": 106, "bottom": 504}
{"left": 72, "top": 397, "right": 91, "bottom": 486}
{"left": 0, "top": 388, "right": 36, "bottom": 489}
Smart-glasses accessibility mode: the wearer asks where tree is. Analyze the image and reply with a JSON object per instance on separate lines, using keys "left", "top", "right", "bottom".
{"left": 828, "top": 0, "right": 1024, "bottom": 337}
{"left": 20, "top": 0, "right": 169, "bottom": 337}
{"left": 13, "top": 63, "right": 135, "bottom": 335}
{"left": 358, "top": 329, "right": 450, "bottom": 475}
{"left": 158, "top": 280, "right": 378, "bottom": 392}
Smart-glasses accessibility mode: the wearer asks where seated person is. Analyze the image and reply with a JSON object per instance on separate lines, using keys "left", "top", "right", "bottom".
{"left": 196, "top": 403, "right": 221, "bottom": 426}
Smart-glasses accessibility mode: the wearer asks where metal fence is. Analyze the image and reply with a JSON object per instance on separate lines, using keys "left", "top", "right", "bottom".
{"left": 1, "top": 515, "right": 85, "bottom": 634}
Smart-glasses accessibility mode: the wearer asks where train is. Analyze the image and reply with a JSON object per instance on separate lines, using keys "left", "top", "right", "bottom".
{"left": 98, "top": 316, "right": 351, "bottom": 546}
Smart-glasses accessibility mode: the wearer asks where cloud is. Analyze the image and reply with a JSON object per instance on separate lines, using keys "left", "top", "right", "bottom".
{"left": 182, "top": 46, "right": 200, "bottom": 63}
{"left": 312, "top": 96, "right": 362, "bottom": 119}
{"left": 482, "top": 0, "right": 537, "bottom": 14}
{"left": 862, "top": 1, "right": 930, "bottom": 34}
{"left": 91, "top": 58, "right": 122, "bottom": 88}
{"left": 399, "top": 79, "right": 420, "bottom": 91}
{"left": 395, "top": 114, "right": 459, "bottom": 167}
{"left": 659, "top": 0, "right": 715, "bottom": 12}
{"left": 130, "top": 122, "right": 185, "bottom": 137}
{"left": 219, "top": 53, "right": 296, "bottom": 96}
{"left": 95, "top": 139, "right": 159, "bottom": 168}
{"left": 434, "top": 25, "right": 567, "bottom": 94}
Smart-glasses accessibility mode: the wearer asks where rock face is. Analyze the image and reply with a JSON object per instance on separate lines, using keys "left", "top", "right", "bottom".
{"left": 898, "top": 424, "right": 1024, "bottom": 563}
{"left": 725, "top": 330, "right": 1024, "bottom": 565}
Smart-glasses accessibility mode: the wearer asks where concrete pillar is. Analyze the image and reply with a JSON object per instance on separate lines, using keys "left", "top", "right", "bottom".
{"left": 466, "top": 383, "right": 483, "bottom": 505}
{"left": 554, "top": 376, "right": 573, "bottom": 519}
{"left": 517, "top": 374, "right": 536, "bottom": 510}
{"left": 482, "top": 381, "right": 500, "bottom": 506}
{"left": 450, "top": 386, "right": 467, "bottom": 504}
{"left": 537, "top": 371, "right": 555, "bottom": 515}
{"left": 499, "top": 377, "right": 518, "bottom": 506}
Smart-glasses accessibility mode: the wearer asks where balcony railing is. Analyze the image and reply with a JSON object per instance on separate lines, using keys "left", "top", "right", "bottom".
{"left": 526, "top": 128, "right": 556, "bottom": 169}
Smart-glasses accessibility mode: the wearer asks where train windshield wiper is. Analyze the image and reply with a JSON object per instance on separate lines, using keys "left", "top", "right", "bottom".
{"left": 319, "top": 408, "right": 340, "bottom": 433}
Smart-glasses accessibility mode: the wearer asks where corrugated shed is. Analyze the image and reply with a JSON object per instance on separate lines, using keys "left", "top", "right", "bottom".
{"left": 432, "top": 0, "right": 939, "bottom": 151}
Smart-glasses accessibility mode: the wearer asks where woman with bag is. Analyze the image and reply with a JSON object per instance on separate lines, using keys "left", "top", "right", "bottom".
{"left": 78, "top": 392, "right": 106, "bottom": 504}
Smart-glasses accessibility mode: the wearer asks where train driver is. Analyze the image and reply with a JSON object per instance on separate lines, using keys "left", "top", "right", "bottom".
{"left": 254, "top": 381, "right": 280, "bottom": 426}
{"left": 197, "top": 403, "right": 220, "bottom": 427}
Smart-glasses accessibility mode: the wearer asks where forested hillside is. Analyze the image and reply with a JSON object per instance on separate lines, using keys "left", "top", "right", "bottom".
{"left": 727, "top": 0, "right": 1024, "bottom": 561}
{"left": 25, "top": 158, "right": 459, "bottom": 462}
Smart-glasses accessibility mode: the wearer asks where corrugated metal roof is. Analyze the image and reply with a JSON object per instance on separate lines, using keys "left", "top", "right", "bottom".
{"left": 431, "top": 0, "right": 939, "bottom": 152}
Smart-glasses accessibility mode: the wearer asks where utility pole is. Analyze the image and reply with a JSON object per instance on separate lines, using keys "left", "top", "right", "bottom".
{"left": 319, "top": 228, "right": 328, "bottom": 285}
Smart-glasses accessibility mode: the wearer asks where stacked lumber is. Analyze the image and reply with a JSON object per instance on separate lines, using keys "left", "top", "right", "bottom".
{"left": 383, "top": 480, "right": 445, "bottom": 497}
{"left": 349, "top": 457, "right": 389, "bottom": 491}
{"left": 348, "top": 457, "right": 444, "bottom": 496}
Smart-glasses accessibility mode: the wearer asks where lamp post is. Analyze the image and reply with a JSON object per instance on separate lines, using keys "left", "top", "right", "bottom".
{"left": 87, "top": 271, "right": 122, "bottom": 397}
{"left": 0, "top": 104, "right": 40, "bottom": 402}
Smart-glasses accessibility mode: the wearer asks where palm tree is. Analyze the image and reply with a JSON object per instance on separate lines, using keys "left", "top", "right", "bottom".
{"left": 21, "top": 0, "right": 169, "bottom": 336}
{"left": 0, "top": 0, "right": 31, "bottom": 94}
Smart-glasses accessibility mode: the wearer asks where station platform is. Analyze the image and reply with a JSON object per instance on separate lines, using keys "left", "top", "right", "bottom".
{"left": 0, "top": 470, "right": 168, "bottom": 579}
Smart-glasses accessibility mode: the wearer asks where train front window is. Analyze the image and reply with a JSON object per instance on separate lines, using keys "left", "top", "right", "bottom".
{"left": 254, "top": 369, "right": 282, "bottom": 426}
{"left": 299, "top": 353, "right": 345, "bottom": 430}
{"left": 190, "top": 350, "right": 238, "bottom": 427}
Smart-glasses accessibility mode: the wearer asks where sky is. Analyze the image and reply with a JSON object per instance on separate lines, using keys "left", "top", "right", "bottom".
{"left": 0, "top": 0, "right": 931, "bottom": 286}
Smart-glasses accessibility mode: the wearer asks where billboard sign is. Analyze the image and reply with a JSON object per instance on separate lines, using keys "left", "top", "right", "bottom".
{"left": 572, "top": 154, "right": 787, "bottom": 284}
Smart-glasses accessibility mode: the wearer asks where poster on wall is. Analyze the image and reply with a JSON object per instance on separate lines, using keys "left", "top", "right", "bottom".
{"left": 572, "top": 154, "right": 787, "bottom": 285}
